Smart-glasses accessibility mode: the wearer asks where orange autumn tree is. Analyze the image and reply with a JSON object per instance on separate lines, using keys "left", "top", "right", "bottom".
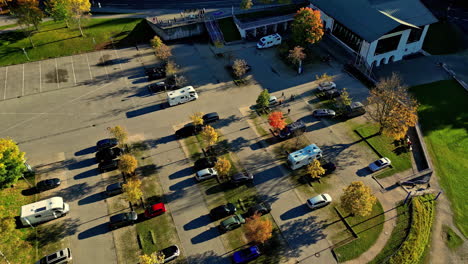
{"left": 244, "top": 213, "right": 273, "bottom": 244}
{"left": 268, "top": 111, "right": 287, "bottom": 131}
{"left": 291, "top": 7, "right": 324, "bottom": 46}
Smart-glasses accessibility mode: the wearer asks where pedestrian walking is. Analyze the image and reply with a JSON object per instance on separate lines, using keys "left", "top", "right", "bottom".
{"left": 98, "top": 2, "right": 101, "bottom": 8}
{"left": 281, "top": 92, "right": 284, "bottom": 98}
{"left": 287, "top": 108, "right": 291, "bottom": 115}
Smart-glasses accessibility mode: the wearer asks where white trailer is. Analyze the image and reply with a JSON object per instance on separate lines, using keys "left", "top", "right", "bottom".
{"left": 257, "top": 33, "right": 282, "bottom": 49}
{"left": 287, "top": 144, "right": 323, "bottom": 170}
{"left": 20, "top": 197, "right": 69, "bottom": 226}
{"left": 167, "top": 86, "right": 198, "bottom": 106}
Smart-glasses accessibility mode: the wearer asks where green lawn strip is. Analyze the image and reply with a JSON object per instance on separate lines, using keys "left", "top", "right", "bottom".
{"left": 423, "top": 21, "right": 467, "bottom": 55}
{"left": 389, "top": 194, "right": 435, "bottom": 264}
{"left": 333, "top": 201, "right": 385, "bottom": 262}
{"left": 217, "top": 17, "right": 241, "bottom": 42}
{"left": 368, "top": 203, "right": 410, "bottom": 264}
{"left": 443, "top": 225, "right": 463, "bottom": 250}
{"left": 354, "top": 123, "right": 412, "bottom": 179}
{"left": 410, "top": 80, "right": 468, "bottom": 237}
{"left": 0, "top": 177, "right": 37, "bottom": 263}
{"left": 0, "top": 23, "right": 17, "bottom": 30}
{"left": 0, "top": 18, "right": 152, "bottom": 66}
{"left": 249, "top": 111, "right": 269, "bottom": 137}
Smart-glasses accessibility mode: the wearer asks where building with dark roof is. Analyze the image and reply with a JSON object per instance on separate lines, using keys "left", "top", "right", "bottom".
{"left": 310, "top": 0, "right": 437, "bottom": 67}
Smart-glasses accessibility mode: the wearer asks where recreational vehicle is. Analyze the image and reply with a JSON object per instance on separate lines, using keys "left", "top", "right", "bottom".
{"left": 287, "top": 144, "right": 323, "bottom": 170}
{"left": 167, "top": 86, "right": 198, "bottom": 106}
{"left": 20, "top": 197, "right": 69, "bottom": 226}
{"left": 257, "top": 33, "right": 282, "bottom": 49}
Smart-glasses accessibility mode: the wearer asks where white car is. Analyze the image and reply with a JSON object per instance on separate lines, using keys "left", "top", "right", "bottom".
{"left": 195, "top": 168, "right": 218, "bottom": 181}
{"left": 368, "top": 157, "right": 391, "bottom": 172}
{"left": 307, "top": 194, "right": 332, "bottom": 210}
{"left": 35, "top": 248, "right": 72, "bottom": 264}
{"left": 317, "top": 81, "right": 336, "bottom": 92}
{"left": 159, "top": 245, "right": 180, "bottom": 263}
{"left": 269, "top": 96, "right": 278, "bottom": 105}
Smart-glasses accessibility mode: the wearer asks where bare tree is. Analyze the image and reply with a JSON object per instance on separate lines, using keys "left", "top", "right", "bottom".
{"left": 232, "top": 59, "right": 248, "bottom": 79}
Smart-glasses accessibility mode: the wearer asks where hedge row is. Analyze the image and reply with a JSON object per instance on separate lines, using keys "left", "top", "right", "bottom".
{"left": 389, "top": 194, "right": 435, "bottom": 264}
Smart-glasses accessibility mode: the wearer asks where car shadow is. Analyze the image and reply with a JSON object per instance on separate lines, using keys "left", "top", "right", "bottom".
{"left": 168, "top": 167, "right": 193, "bottom": 180}
{"left": 74, "top": 146, "right": 97, "bottom": 156}
{"left": 67, "top": 158, "right": 96, "bottom": 170}
{"left": 190, "top": 226, "right": 220, "bottom": 244}
{"left": 22, "top": 187, "right": 39, "bottom": 196}
{"left": 78, "top": 192, "right": 106, "bottom": 205}
{"left": 169, "top": 177, "right": 196, "bottom": 191}
{"left": 77, "top": 222, "right": 109, "bottom": 240}
{"left": 126, "top": 103, "right": 167, "bottom": 118}
{"left": 356, "top": 167, "right": 372, "bottom": 177}
{"left": 74, "top": 168, "right": 100, "bottom": 180}
{"left": 183, "top": 214, "right": 211, "bottom": 231}
{"left": 280, "top": 204, "right": 310, "bottom": 220}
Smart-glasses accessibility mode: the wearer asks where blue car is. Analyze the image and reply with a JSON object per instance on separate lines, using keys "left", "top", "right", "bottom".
{"left": 232, "top": 246, "right": 261, "bottom": 264}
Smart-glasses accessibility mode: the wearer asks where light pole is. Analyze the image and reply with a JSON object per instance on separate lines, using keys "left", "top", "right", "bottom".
{"left": 22, "top": 48, "right": 30, "bottom": 61}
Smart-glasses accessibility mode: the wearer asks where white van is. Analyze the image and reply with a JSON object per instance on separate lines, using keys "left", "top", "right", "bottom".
{"left": 287, "top": 144, "right": 323, "bottom": 170}
{"left": 20, "top": 197, "right": 69, "bottom": 226}
{"left": 257, "top": 33, "right": 282, "bottom": 49}
{"left": 167, "top": 86, "right": 198, "bottom": 106}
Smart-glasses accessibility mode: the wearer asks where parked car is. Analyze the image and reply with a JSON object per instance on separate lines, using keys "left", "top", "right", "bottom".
{"left": 269, "top": 96, "right": 278, "bottom": 105}
{"left": 36, "top": 178, "right": 61, "bottom": 192}
{"left": 35, "top": 248, "right": 72, "bottom": 264}
{"left": 147, "top": 81, "right": 177, "bottom": 93}
{"left": 278, "top": 121, "right": 306, "bottom": 139}
{"left": 106, "top": 182, "right": 123, "bottom": 196}
{"left": 368, "top": 157, "right": 391, "bottom": 172}
{"left": 96, "top": 138, "right": 118, "bottom": 151}
{"left": 159, "top": 245, "right": 180, "bottom": 263}
{"left": 220, "top": 214, "right": 245, "bottom": 232}
{"left": 145, "top": 66, "right": 166, "bottom": 81}
{"left": 144, "top": 203, "right": 167, "bottom": 218}
{"left": 317, "top": 81, "right": 336, "bottom": 92}
{"left": 109, "top": 211, "right": 138, "bottom": 230}
{"left": 202, "top": 112, "right": 220, "bottom": 124}
{"left": 195, "top": 168, "right": 218, "bottom": 181}
{"left": 175, "top": 124, "right": 200, "bottom": 139}
{"left": 345, "top": 101, "right": 366, "bottom": 118}
{"left": 323, "top": 88, "right": 341, "bottom": 99}
{"left": 95, "top": 147, "right": 122, "bottom": 163}
{"left": 247, "top": 202, "right": 271, "bottom": 217}
{"left": 210, "top": 203, "right": 237, "bottom": 220}
{"left": 322, "top": 162, "right": 336, "bottom": 175}
{"left": 232, "top": 246, "right": 261, "bottom": 264}
{"left": 194, "top": 157, "right": 218, "bottom": 171}
{"left": 98, "top": 159, "right": 119, "bottom": 173}
{"left": 230, "top": 171, "right": 254, "bottom": 186}
{"left": 306, "top": 193, "right": 332, "bottom": 210}
{"left": 313, "top": 109, "right": 336, "bottom": 118}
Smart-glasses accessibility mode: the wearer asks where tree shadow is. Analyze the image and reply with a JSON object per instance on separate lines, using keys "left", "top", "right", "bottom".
{"left": 136, "top": 164, "right": 158, "bottom": 177}
{"left": 55, "top": 182, "right": 93, "bottom": 202}
{"left": 184, "top": 250, "right": 229, "bottom": 264}
{"left": 169, "top": 177, "right": 196, "bottom": 191}
{"left": 28, "top": 218, "right": 80, "bottom": 246}
{"left": 75, "top": 146, "right": 96, "bottom": 156}
{"left": 280, "top": 204, "right": 310, "bottom": 220}
{"left": 228, "top": 136, "right": 250, "bottom": 152}
{"left": 77, "top": 222, "right": 109, "bottom": 240}
{"left": 190, "top": 227, "right": 221, "bottom": 244}
{"left": 183, "top": 214, "right": 211, "bottom": 231}
{"left": 281, "top": 216, "right": 327, "bottom": 250}
{"left": 168, "top": 167, "right": 193, "bottom": 180}
{"left": 78, "top": 192, "right": 106, "bottom": 205}
{"left": 67, "top": 158, "right": 96, "bottom": 170}
{"left": 73, "top": 168, "right": 100, "bottom": 180}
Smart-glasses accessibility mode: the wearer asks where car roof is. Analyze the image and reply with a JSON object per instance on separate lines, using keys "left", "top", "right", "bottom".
{"left": 203, "top": 112, "right": 219, "bottom": 118}
{"left": 197, "top": 168, "right": 214, "bottom": 175}
{"left": 149, "top": 203, "right": 165, "bottom": 211}
{"left": 107, "top": 182, "right": 122, "bottom": 190}
{"left": 231, "top": 172, "right": 251, "bottom": 180}
{"left": 308, "top": 194, "right": 331, "bottom": 204}
{"left": 97, "top": 138, "right": 117, "bottom": 144}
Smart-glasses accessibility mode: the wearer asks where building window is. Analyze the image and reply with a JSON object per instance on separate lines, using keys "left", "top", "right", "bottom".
{"left": 331, "top": 21, "right": 362, "bottom": 52}
{"left": 375, "top": 34, "right": 401, "bottom": 55}
{"left": 407, "top": 28, "right": 423, "bottom": 43}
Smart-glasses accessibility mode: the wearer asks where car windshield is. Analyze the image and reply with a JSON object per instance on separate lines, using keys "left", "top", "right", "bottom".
{"left": 321, "top": 194, "right": 328, "bottom": 201}
{"left": 239, "top": 248, "right": 253, "bottom": 258}
{"left": 375, "top": 160, "right": 383, "bottom": 166}
{"left": 161, "top": 246, "right": 177, "bottom": 257}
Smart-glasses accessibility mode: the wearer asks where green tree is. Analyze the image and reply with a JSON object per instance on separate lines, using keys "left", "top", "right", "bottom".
{"left": 340, "top": 181, "right": 377, "bottom": 217}
{"left": 150, "top": 36, "right": 163, "bottom": 49}
{"left": 291, "top": 7, "right": 324, "bottom": 46}
{"left": 46, "top": 0, "right": 70, "bottom": 27}
{"left": 0, "top": 138, "right": 26, "bottom": 189}
{"left": 65, "top": 0, "right": 91, "bottom": 37}
{"left": 256, "top": 89, "right": 270, "bottom": 110}
{"left": 12, "top": 0, "right": 44, "bottom": 48}
{"left": 340, "top": 88, "right": 352, "bottom": 106}
{"left": 240, "top": 0, "right": 253, "bottom": 9}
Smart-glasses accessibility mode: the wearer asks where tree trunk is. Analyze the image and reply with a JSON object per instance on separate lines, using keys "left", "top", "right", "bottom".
{"left": 65, "top": 20, "right": 70, "bottom": 28}
{"left": 28, "top": 33, "right": 35, "bottom": 48}
{"left": 78, "top": 18, "right": 84, "bottom": 37}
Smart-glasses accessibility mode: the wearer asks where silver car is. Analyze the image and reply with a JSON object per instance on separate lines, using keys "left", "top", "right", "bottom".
{"left": 307, "top": 194, "right": 332, "bottom": 210}
{"left": 36, "top": 248, "right": 72, "bottom": 264}
{"left": 313, "top": 109, "right": 336, "bottom": 117}
{"left": 368, "top": 157, "right": 391, "bottom": 172}
{"left": 317, "top": 81, "right": 336, "bottom": 92}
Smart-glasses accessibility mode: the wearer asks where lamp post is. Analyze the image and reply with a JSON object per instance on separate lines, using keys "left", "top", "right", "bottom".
{"left": 22, "top": 48, "right": 30, "bottom": 61}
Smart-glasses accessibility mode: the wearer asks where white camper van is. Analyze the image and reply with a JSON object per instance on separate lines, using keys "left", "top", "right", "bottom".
{"left": 167, "top": 86, "right": 198, "bottom": 106}
{"left": 257, "top": 33, "right": 282, "bottom": 49}
{"left": 20, "top": 197, "right": 69, "bottom": 226}
{"left": 287, "top": 144, "right": 323, "bottom": 170}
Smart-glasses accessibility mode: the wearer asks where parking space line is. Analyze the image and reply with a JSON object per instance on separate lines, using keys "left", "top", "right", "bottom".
{"left": 85, "top": 54, "right": 93, "bottom": 79}
{"left": 55, "top": 58, "right": 59, "bottom": 88}
{"left": 3, "top": 67, "right": 7, "bottom": 100}
{"left": 22, "top": 64, "right": 25, "bottom": 96}
{"left": 70, "top": 56, "right": 77, "bottom": 85}
{"left": 99, "top": 50, "right": 109, "bottom": 80}
{"left": 39, "top": 62, "right": 42, "bottom": 93}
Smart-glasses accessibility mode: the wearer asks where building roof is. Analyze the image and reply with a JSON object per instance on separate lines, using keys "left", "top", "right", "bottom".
{"left": 311, "top": 0, "right": 437, "bottom": 42}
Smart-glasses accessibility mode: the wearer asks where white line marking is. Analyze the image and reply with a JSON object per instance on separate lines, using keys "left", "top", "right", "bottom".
{"left": 99, "top": 50, "right": 109, "bottom": 80}
{"left": 71, "top": 56, "right": 77, "bottom": 85}
{"left": 39, "top": 62, "right": 42, "bottom": 93}
{"left": 85, "top": 54, "right": 93, "bottom": 80}
{"left": 3, "top": 67, "right": 8, "bottom": 100}
{"left": 22, "top": 64, "right": 25, "bottom": 96}
{"left": 55, "top": 58, "right": 59, "bottom": 89}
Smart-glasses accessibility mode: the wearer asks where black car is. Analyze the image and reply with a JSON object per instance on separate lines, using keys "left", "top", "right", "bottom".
{"left": 322, "top": 162, "right": 336, "bottom": 175}
{"left": 230, "top": 172, "right": 254, "bottom": 186}
{"left": 247, "top": 202, "right": 271, "bottom": 217}
{"left": 194, "top": 157, "right": 218, "bottom": 171}
{"left": 96, "top": 138, "right": 118, "bottom": 151}
{"left": 145, "top": 66, "right": 166, "bottom": 81}
{"left": 109, "top": 211, "right": 138, "bottom": 230}
{"left": 106, "top": 182, "right": 123, "bottom": 196}
{"left": 321, "top": 89, "right": 341, "bottom": 99}
{"left": 147, "top": 81, "right": 177, "bottom": 93}
{"left": 202, "top": 112, "right": 220, "bottom": 124}
{"left": 210, "top": 203, "right": 237, "bottom": 220}
{"left": 36, "top": 178, "right": 61, "bottom": 192}
{"left": 278, "top": 121, "right": 306, "bottom": 139}
{"left": 95, "top": 147, "right": 122, "bottom": 163}
{"left": 98, "top": 159, "right": 119, "bottom": 173}
{"left": 175, "top": 124, "right": 200, "bottom": 138}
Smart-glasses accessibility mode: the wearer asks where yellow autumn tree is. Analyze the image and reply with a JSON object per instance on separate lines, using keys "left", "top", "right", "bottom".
{"left": 150, "top": 36, "right": 163, "bottom": 49}
{"left": 139, "top": 251, "right": 165, "bottom": 264}
{"left": 108, "top": 125, "right": 128, "bottom": 147}
{"left": 306, "top": 159, "right": 325, "bottom": 181}
{"left": 214, "top": 157, "right": 231, "bottom": 182}
{"left": 190, "top": 112, "right": 204, "bottom": 126}
{"left": 244, "top": 213, "right": 273, "bottom": 244}
{"left": 123, "top": 178, "right": 143, "bottom": 205}
{"left": 0, "top": 138, "right": 26, "bottom": 189}
{"left": 200, "top": 125, "right": 219, "bottom": 149}
{"left": 65, "top": 0, "right": 91, "bottom": 37}
{"left": 315, "top": 73, "right": 333, "bottom": 83}
{"left": 118, "top": 154, "right": 138, "bottom": 176}
{"left": 340, "top": 181, "right": 377, "bottom": 217}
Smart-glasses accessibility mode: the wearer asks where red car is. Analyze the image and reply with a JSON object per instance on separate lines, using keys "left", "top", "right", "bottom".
{"left": 144, "top": 203, "right": 166, "bottom": 218}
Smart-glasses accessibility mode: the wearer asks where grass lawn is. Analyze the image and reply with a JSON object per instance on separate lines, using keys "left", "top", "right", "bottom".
{"left": 443, "top": 225, "right": 464, "bottom": 250}
{"left": 0, "top": 18, "right": 154, "bottom": 66}
{"left": 354, "top": 123, "right": 412, "bottom": 178}
{"left": 0, "top": 23, "right": 17, "bottom": 30}
{"left": 333, "top": 201, "right": 385, "bottom": 262}
{"left": 217, "top": 17, "right": 241, "bottom": 42}
{"left": 368, "top": 203, "right": 410, "bottom": 264}
{"left": 423, "top": 21, "right": 467, "bottom": 55}
{"left": 410, "top": 80, "right": 468, "bottom": 237}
